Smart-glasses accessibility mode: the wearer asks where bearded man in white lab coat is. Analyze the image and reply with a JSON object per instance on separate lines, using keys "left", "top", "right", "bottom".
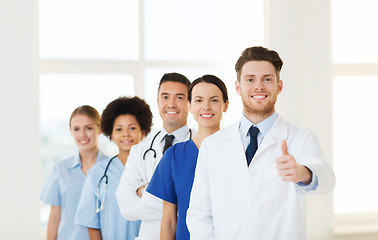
{"left": 187, "top": 46, "right": 335, "bottom": 240}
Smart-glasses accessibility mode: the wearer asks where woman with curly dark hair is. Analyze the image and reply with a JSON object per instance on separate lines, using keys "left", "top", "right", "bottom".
{"left": 75, "top": 96, "right": 153, "bottom": 240}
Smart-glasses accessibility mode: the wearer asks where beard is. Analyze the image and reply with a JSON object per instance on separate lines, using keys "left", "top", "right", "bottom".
{"left": 241, "top": 93, "right": 277, "bottom": 119}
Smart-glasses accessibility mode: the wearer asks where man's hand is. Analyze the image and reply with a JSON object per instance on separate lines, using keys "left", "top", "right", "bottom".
{"left": 275, "top": 140, "right": 312, "bottom": 185}
{"left": 136, "top": 184, "right": 147, "bottom": 198}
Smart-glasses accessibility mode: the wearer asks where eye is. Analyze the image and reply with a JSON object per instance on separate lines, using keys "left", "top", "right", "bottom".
{"left": 130, "top": 127, "right": 137, "bottom": 131}
{"left": 73, "top": 128, "right": 79, "bottom": 131}
{"left": 115, "top": 128, "right": 122, "bottom": 132}
{"left": 87, "top": 127, "right": 93, "bottom": 130}
{"left": 195, "top": 99, "right": 202, "bottom": 103}
{"left": 264, "top": 78, "right": 272, "bottom": 82}
{"left": 211, "top": 99, "right": 219, "bottom": 103}
{"left": 177, "top": 96, "right": 185, "bottom": 100}
{"left": 247, "top": 78, "right": 253, "bottom": 82}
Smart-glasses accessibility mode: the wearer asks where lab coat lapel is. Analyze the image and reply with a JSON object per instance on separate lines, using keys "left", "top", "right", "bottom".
{"left": 253, "top": 117, "right": 289, "bottom": 162}
{"left": 223, "top": 122, "right": 249, "bottom": 170}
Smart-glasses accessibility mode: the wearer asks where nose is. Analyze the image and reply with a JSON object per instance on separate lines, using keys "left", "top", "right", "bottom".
{"left": 254, "top": 79, "right": 265, "bottom": 90}
{"left": 79, "top": 129, "right": 86, "bottom": 137}
{"left": 167, "top": 97, "right": 177, "bottom": 108}
{"left": 122, "top": 130, "right": 130, "bottom": 137}
{"left": 202, "top": 101, "right": 210, "bottom": 110}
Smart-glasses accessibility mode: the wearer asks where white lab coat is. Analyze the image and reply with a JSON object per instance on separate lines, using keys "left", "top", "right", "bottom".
{"left": 116, "top": 129, "right": 193, "bottom": 240}
{"left": 187, "top": 117, "right": 335, "bottom": 240}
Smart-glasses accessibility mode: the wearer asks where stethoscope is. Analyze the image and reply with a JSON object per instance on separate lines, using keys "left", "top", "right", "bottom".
{"left": 142, "top": 129, "right": 192, "bottom": 160}
{"left": 96, "top": 155, "right": 118, "bottom": 213}
{"left": 142, "top": 129, "right": 192, "bottom": 182}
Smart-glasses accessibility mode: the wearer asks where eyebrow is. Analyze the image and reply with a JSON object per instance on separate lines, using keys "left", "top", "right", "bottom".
{"left": 160, "top": 92, "right": 186, "bottom": 96}
{"left": 115, "top": 123, "right": 137, "bottom": 127}
{"left": 193, "top": 95, "right": 221, "bottom": 99}
{"left": 244, "top": 74, "right": 275, "bottom": 78}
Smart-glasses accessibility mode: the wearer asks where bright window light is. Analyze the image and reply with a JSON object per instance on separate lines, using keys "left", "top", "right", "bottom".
{"left": 333, "top": 76, "right": 378, "bottom": 214}
{"left": 332, "top": 0, "right": 378, "bottom": 63}
{"left": 144, "top": 0, "right": 264, "bottom": 61}
{"left": 39, "top": 0, "right": 138, "bottom": 59}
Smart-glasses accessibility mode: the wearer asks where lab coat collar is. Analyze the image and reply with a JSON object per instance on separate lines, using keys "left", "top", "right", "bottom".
{"left": 225, "top": 116, "right": 289, "bottom": 161}
{"left": 254, "top": 116, "right": 288, "bottom": 157}
{"left": 159, "top": 125, "right": 190, "bottom": 143}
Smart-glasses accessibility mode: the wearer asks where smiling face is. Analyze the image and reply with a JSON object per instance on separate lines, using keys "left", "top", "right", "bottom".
{"left": 157, "top": 81, "right": 189, "bottom": 133}
{"left": 235, "top": 60, "right": 283, "bottom": 123}
{"left": 70, "top": 114, "right": 101, "bottom": 152}
{"left": 189, "top": 82, "right": 228, "bottom": 129}
{"left": 111, "top": 114, "right": 145, "bottom": 154}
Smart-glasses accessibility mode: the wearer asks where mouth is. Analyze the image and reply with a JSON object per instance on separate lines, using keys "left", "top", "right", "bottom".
{"left": 121, "top": 139, "right": 133, "bottom": 144}
{"left": 79, "top": 140, "right": 89, "bottom": 144}
{"left": 166, "top": 111, "right": 179, "bottom": 115}
{"left": 200, "top": 114, "right": 214, "bottom": 119}
{"left": 251, "top": 94, "right": 268, "bottom": 100}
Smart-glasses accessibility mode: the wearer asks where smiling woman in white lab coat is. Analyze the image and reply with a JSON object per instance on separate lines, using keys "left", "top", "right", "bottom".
{"left": 187, "top": 46, "right": 335, "bottom": 240}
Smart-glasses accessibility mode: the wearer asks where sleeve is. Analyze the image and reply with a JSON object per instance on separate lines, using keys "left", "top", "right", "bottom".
{"left": 186, "top": 140, "right": 216, "bottom": 240}
{"left": 116, "top": 145, "right": 163, "bottom": 221}
{"left": 295, "top": 130, "right": 336, "bottom": 194}
{"left": 74, "top": 168, "right": 100, "bottom": 229}
{"left": 40, "top": 164, "right": 61, "bottom": 206}
{"left": 146, "top": 148, "right": 177, "bottom": 204}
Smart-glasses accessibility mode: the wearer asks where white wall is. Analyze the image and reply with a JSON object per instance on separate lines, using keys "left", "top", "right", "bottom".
{"left": 0, "top": 0, "right": 40, "bottom": 239}
{"left": 266, "top": 0, "right": 334, "bottom": 239}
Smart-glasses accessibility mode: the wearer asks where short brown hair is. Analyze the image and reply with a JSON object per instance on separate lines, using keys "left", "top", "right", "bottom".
{"left": 235, "top": 46, "right": 283, "bottom": 81}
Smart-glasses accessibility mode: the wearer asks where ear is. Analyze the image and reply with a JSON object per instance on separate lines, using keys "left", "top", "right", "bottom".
{"left": 223, "top": 100, "right": 229, "bottom": 113}
{"left": 277, "top": 79, "right": 283, "bottom": 94}
{"left": 141, "top": 131, "right": 146, "bottom": 139}
{"left": 235, "top": 80, "right": 241, "bottom": 96}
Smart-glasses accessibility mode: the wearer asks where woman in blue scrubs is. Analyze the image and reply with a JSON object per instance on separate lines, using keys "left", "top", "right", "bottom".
{"left": 75, "top": 96, "right": 152, "bottom": 240}
{"left": 40, "top": 105, "right": 108, "bottom": 240}
{"left": 147, "top": 75, "right": 229, "bottom": 240}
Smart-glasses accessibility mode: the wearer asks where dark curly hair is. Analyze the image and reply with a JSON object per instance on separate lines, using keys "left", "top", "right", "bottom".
{"left": 101, "top": 96, "right": 153, "bottom": 140}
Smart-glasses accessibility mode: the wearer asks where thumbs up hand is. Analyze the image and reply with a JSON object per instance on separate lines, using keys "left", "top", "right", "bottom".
{"left": 275, "top": 140, "right": 312, "bottom": 184}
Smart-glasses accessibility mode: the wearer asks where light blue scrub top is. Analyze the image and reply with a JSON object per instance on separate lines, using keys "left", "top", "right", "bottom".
{"left": 147, "top": 140, "right": 199, "bottom": 240}
{"left": 40, "top": 151, "right": 108, "bottom": 240}
{"left": 75, "top": 156, "right": 141, "bottom": 240}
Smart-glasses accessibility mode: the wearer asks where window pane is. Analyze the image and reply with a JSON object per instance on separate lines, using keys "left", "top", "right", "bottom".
{"left": 333, "top": 76, "right": 378, "bottom": 213}
{"left": 332, "top": 0, "right": 378, "bottom": 63}
{"left": 144, "top": 68, "right": 242, "bottom": 131}
{"left": 144, "top": 0, "right": 264, "bottom": 61}
{"left": 39, "top": 0, "right": 138, "bottom": 59}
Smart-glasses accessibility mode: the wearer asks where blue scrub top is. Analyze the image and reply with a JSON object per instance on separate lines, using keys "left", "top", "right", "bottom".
{"left": 75, "top": 156, "right": 141, "bottom": 240}
{"left": 147, "top": 140, "right": 199, "bottom": 240}
{"left": 40, "top": 151, "right": 108, "bottom": 240}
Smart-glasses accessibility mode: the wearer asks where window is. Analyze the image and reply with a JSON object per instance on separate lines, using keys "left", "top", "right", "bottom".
{"left": 39, "top": 0, "right": 264, "bottom": 232}
{"left": 332, "top": 0, "right": 378, "bottom": 234}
